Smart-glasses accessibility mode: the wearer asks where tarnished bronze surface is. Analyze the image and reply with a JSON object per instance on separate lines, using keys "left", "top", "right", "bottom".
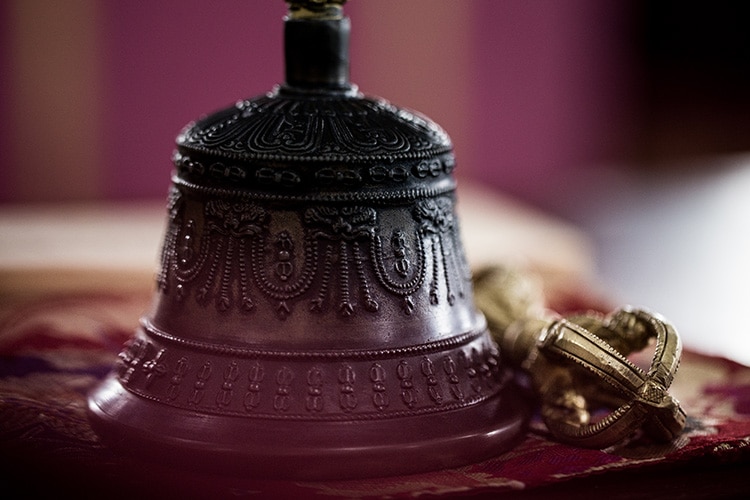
{"left": 87, "top": 1, "right": 528, "bottom": 479}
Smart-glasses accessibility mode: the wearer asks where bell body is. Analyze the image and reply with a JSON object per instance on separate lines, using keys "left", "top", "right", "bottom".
{"left": 87, "top": 5, "right": 527, "bottom": 480}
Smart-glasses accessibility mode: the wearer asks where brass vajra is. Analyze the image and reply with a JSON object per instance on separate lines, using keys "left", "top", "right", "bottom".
{"left": 473, "top": 266, "right": 686, "bottom": 449}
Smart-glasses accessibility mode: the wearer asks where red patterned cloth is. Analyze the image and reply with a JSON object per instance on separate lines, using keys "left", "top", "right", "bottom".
{"left": 1, "top": 291, "right": 749, "bottom": 498}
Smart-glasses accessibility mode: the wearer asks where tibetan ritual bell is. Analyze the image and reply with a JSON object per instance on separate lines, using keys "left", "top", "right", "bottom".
{"left": 87, "top": 0, "right": 527, "bottom": 480}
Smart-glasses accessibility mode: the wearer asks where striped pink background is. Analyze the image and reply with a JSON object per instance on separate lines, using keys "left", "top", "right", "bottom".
{"left": 1, "top": 0, "right": 636, "bottom": 208}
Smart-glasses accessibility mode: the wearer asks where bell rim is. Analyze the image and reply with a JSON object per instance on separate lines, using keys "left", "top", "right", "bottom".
{"left": 87, "top": 373, "right": 528, "bottom": 481}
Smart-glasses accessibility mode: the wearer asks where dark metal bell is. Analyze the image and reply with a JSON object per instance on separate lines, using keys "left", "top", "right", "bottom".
{"left": 87, "top": 0, "right": 527, "bottom": 480}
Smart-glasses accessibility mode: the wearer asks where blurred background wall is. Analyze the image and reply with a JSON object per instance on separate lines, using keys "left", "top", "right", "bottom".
{"left": 3, "top": 0, "right": 748, "bottom": 208}
{"left": 2, "top": 0, "right": 750, "bottom": 363}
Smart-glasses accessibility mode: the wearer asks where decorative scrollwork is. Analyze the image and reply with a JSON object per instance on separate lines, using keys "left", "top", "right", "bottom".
{"left": 177, "top": 93, "right": 452, "bottom": 164}
{"left": 115, "top": 327, "right": 501, "bottom": 421}
{"left": 414, "top": 196, "right": 469, "bottom": 305}
{"left": 157, "top": 187, "right": 185, "bottom": 293}
{"left": 250, "top": 233, "right": 318, "bottom": 318}
{"left": 157, "top": 185, "right": 470, "bottom": 319}
{"left": 172, "top": 201, "right": 268, "bottom": 311}
{"left": 371, "top": 229, "right": 425, "bottom": 315}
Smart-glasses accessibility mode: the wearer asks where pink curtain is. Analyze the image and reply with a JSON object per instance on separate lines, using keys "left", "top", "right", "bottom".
{"left": 0, "top": 0, "right": 635, "bottom": 205}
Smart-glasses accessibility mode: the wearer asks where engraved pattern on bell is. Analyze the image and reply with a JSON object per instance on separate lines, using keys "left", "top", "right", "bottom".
{"left": 177, "top": 95, "right": 452, "bottom": 162}
{"left": 87, "top": 0, "right": 528, "bottom": 480}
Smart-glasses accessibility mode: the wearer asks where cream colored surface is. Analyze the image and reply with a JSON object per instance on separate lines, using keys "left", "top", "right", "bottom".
{"left": 0, "top": 202, "right": 164, "bottom": 295}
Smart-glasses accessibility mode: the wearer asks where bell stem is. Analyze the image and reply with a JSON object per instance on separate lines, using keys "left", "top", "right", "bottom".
{"left": 283, "top": 2, "right": 351, "bottom": 91}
